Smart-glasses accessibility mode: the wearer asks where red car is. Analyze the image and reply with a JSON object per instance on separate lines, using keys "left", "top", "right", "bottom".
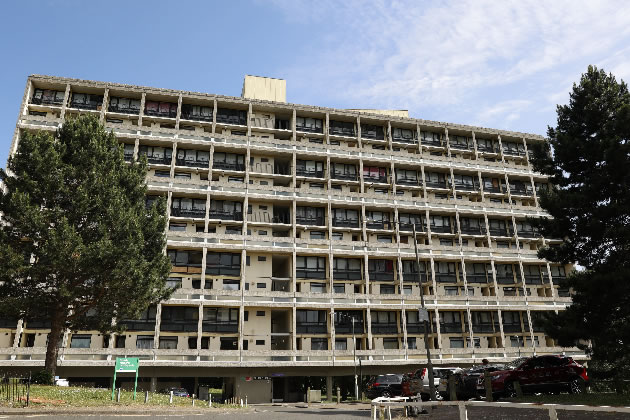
{"left": 478, "top": 355, "right": 589, "bottom": 398}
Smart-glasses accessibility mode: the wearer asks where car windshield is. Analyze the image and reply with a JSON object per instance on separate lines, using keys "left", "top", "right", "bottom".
{"left": 504, "top": 357, "right": 528, "bottom": 370}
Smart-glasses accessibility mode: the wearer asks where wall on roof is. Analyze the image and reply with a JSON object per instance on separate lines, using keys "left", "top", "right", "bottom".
{"left": 347, "top": 109, "right": 409, "bottom": 118}
{"left": 242, "top": 75, "right": 286, "bottom": 103}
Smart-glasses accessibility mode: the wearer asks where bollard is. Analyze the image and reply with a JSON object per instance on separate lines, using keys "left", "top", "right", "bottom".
{"left": 209, "top": 396, "right": 212, "bottom": 407}
{"left": 514, "top": 381, "right": 523, "bottom": 398}
{"left": 116, "top": 388, "right": 121, "bottom": 403}
{"left": 145, "top": 390, "right": 149, "bottom": 404}
{"left": 307, "top": 386, "right": 311, "bottom": 406}
{"left": 548, "top": 406, "right": 558, "bottom": 420}
{"left": 169, "top": 390, "right": 173, "bottom": 404}
{"left": 336, "top": 386, "right": 341, "bottom": 404}
{"left": 448, "top": 375, "right": 457, "bottom": 401}
{"left": 362, "top": 391, "right": 365, "bottom": 401}
{"left": 240, "top": 398, "right": 243, "bottom": 407}
{"left": 192, "top": 394, "right": 196, "bottom": 407}
{"left": 484, "top": 375, "right": 493, "bottom": 402}
{"left": 245, "top": 395, "right": 248, "bottom": 407}
{"left": 457, "top": 401, "right": 467, "bottom": 420}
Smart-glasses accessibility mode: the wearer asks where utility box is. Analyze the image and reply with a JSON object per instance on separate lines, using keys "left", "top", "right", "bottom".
{"left": 198, "top": 386, "right": 209, "bottom": 401}
{"left": 307, "top": 389, "right": 321, "bottom": 403}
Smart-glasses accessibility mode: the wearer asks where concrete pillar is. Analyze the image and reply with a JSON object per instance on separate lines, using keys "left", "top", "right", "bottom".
{"left": 150, "top": 377, "right": 157, "bottom": 393}
{"left": 326, "top": 376, "right": 333, "bottom": 401}
{"left": 194, "top": 377, "right": 199, "bottom": 396}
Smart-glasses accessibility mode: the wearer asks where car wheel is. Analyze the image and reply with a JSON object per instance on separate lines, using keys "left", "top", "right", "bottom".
{"left": 504, "top": 382, "right": 517, "bottom": 398}
{"left": 382, "top": 390, "right": 392, "bottom": 398}
{"left": 569, "top": 378, "right": 585, "bottom": 394}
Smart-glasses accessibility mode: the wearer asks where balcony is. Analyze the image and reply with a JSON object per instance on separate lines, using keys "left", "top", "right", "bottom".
{"left": 402, "top": 272, "right": 428, "bottom": 282}
{"left": 496, "top": 276, "right": 515, "bottom": 285}
{"left": 209, "top": 211, "right": 242, "bottom": 221}
{"left": 392, "top": 134, "right": 417, "bottom": 144}
{"left": 70, "top": 95, "right": 103, "bottom": 110}
{"left": 364, "top": 174, "right": 388, "bottom": 184}
{"left": 484, "top": 186, "right": 503, "bottom": 193}
{"left": 31, "top": 89, "right": 64, "bottom": 106}
{"left": 509, "top": 186, "right": 534, "bottom": 196}
{"left": 181, "top": 104, "right": 213, "bottom": 122}
{"left": 216, "top": 109, "right": 247, "bottom": 126}
{"left": 422, "top": 137, "right": 443, "bottom": 147}
{"left": 406, "top": 323, "right": 430, "bottom": 333}
{"left": 517, "top": 230, "right": 539, "bottom": 238}
{"left": 503, "top": 148, "right": 527, "bottom": 157}
{"left": 460, "top": 227, "right": 485, "bottom": 235}
{"left": 296, "top": 168, "right": 324, "bottom": 178}
{"left": 450, "top": 143, "right": 472, "bottom": 151}
{"left": 296, "top": 216, "right": 326, "bottom": 226}
{"left": 248, "top": 213, "right": 291, "bottom": 224}
{"left": 371, "top": 324, "right": 398, "bottom": 334}
{"left": 440, "top": 323, "right": 463, "bottom": 333}
{"left": 366, "top": 220, "right": 393, "bottom": 230}
{"left": 335, "top": 322, "right": 365, "bottom": 334}
{"left": 213, "top": 161, "right": 245, "bottom": 171}
{"left": 160, "top": 321, "right": 198, "bottom": 333}
{"left": 296, "top": 323, "right": 327, "bottom": 334}
{"left": 332, "top": 218, "right": 360, "bottom": 228}
{"left": 202, "top": 322, "right": 238, "bottom": 333}
{"left": 145, "top": 102, "right": 177, "bottom": 118}
{"left": 108, "top": 98, "right": 141, "bottom": 114}
{"left": 453, "top": 183, "right": 479, "bottom": 192}
{"left": 489, "top": 228, "right": 513, "bottom": 237}
{"left": 399, "top": 223, "right": 425, "bottom": 232}
{"left": 477, "top": 145, "right": 500, "bottom": 153}
{"left": 176, "top": 158, "right": 209, "bottom": 168}
{"left": 525, "top": 275, "right": 543, "bottom": 285}
{"left": 329, "top": 125, "right": 356, "bottom": 137}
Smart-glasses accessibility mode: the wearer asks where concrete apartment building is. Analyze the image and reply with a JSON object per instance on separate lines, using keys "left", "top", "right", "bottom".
{"left": 0, "top": 74, "right": 580, "bottom": 402}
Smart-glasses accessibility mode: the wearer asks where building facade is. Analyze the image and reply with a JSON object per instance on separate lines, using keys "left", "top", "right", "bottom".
{"left": 0, "top": 74, "right": 580, "bottom": 402}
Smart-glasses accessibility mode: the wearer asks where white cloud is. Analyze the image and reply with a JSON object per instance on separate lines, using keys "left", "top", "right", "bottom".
{"left": 270, "top": 0, "right": 630, "bottom": 133}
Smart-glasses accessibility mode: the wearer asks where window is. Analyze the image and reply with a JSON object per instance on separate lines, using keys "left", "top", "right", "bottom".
{"left": 108, "top": 96, "right": 141, "bottom": 114}
{"left": 361, "top": 124, "right": 385, "bottom": 140}
{"left": 403, "top": 285, "right": 412, "bottom": 295}
{"left": 228, "top": 176, "right": 244, "bottom": 183}
{"left": 368, "top": 259, "right": 394, "bottom": 281}
{"left": 136, "top": 335, "right": 154, "bottom": 349}
{"left": 310, "top": 283, "right": 326, "bottom": 293}
{"left": 331, "top": 163, "right": 357, "bottom": 180}
{"left": 296, "top": 116, "right": 323, "bottom": 133}
{"left": 31, "top": 88, "right": 65, "bottom": 105}
{"left": 115, "top": 335, "right": 126, "bottom": 348}
{"left": 439, "top": 239, "right": 453, "bottom": 246}
{"left": 332, "top": 232, "right": 344, "bottom": 241}
{"left": 213, "top": 152, "right": 245, "bottom": 171}
{"left": 335, "top": 339, "right": 347, "bottom": 350}
{"left": 169, "top": 223, "right": 187, "bottom": 231}
{"left": 257, "top": 283, "right": 266, "bottom": 289}
{"left": 444, "top": 286, "right": 459, "bottom": 296}
{"left": 181, "top": 104, "right": 213, "bottom": 121}
{"left": 154, "top": 170, "right": 170, "bottom": 177}
{"left": 396, "top": 169, "right": 418, "bottom": 184}
{"left": 407, "top": 337, "right": 417, "bottom": 350}
{"left": 296, "top": 206, "right": 325, "bottom": 225}
{"left": 205, "top": 252, "right": 241, "bottom": 276}
{"left": 310, "top": 183, "right": 324, "bottom": 189}
{"left": 503, "top": 287, "right": 517, "bottom": 296}
{"left": 449, "top": 338, "right": 465, "bottom": 348}
{"left": 256, "top": 340, "right": 265, "bottom": 346}
{"left": 159, "top": 336, "right": 178, "bottom": 349}
{"left": 333, "top": 258, "right": 362, "bottom": 280}
{"left": 70, "top": 334, "right": 91, "bottom": 349}
{"left": 377, "top": 235, "right": 392, "bottom": 243}
{"left": 425, "top": 171, "right": 447, "bottom": 188}
{"left": 174, "top": 172, "right": 191, "bottom": 179}
{"left": 383, "top": 338, "right": 399, "bottom": 349}
{"left": 310, "top": 231, "right": 326, "bottom": 240}
{"left": 363, "top": 166, "right": 387, "bottom": 182}
{"left": 256, "top": 311, "right": 265, "bottom": 317}
{"left": 296, "top": 256, "right": 326, "bottom": 279}
{"left": 296, "top": 160, "right": 324, "bottom": 177}
{"left": 167, "top": 250, "right": 203, "bottom": 267}
{"left": 311, "top": 338, "right": 328, "bottom": 350}
{"left": 220, "top": 337, "right": 238, "bottom": 350}
{"left": 380, "top": 285, "right": 395, "bottom": 294}
{"left": 223, "top": 279, "right": 240, "bottom": 290}
{"left": 165, "top": 277, "right": 182, "bottom": 289}
{"left": 333, "top": 284, "right": 346, "bottom": 294}
{"left": 225, "top": 227, "right": 241, "bottom": 235}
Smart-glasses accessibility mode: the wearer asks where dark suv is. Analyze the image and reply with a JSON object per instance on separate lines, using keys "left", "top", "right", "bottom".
{"left": 366, "top": 374, "right": 404, "bottom": 398}
{"left": 479, "top": 355, "right": 589, "bottom": 398}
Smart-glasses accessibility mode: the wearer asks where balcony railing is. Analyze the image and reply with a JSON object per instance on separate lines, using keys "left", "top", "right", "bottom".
{"left": 366, "top": 220, "right": 393, "bottom": 230}
{"left": 484, "top": 186, "right": 503, "bottom": 193}
{"left": 422, "top": 138, "right": 443, "bottom": 147}
{"left": 333, "top": 270, "right": 362, "bottom": 280}
{"left": 489, "top": 228, "right": 513, "bottom": 237}
{"left": 502, "top": 323, "right": 523, "bottom": 333}
{"left": 144, "top": 155, "right": 172, "bottom": 165}
{"left": 399, "top": 223, "right": 425, "bottom": 232}
{"left": 171, "top": 208, "right": 206, "bottom": 218}
{"left": 509, "top": 187, "right": 534, "bottom": 196}
{"left": 453, "top": 183, "right": 479, "bottom": 191}
{"left": 202, "top": 322, "right": 238, "bottom": 333}
{"left": 369, "top": 271, "right": 395, "bottom": 282}
{"left": 296, "top": 269, "right": 326, "bottom": 279}
{"left": 108, "top": 103, "right": 140, "bottom": 114}
{"left": 525, "top": 275, "right": 543, "bottom": 285}
{"left": 517, "top": 230, "right": 539, "bottom": 238}
{"left": 396, "top": 178, "right": 419, "bottom": 186}
{"left": 335, "top": 323, "right": 365, "bottom": 334}
{"left": 440, "top": 323, "right": 463, "bottom": 333}
{"left": 332, "top": 172, "right": 358, "bottom": 181}
{"left": 426, "top": 181, "right": 448, "bottom": 189}
{"left": 477, "top": 145, "right": 500, "bottom": 153}
{"left": 329, "top": 127, "right": 356, "bottom": 137}
{"left": 496, "top": 276, "right": 515, "bottom": 284}
{"left": 296, "top": 216, "right": 326, "bottom": 226}
{"left": 371, "top": 324, "right": 398, "bottom": 334}
{"left": 392, "top": 135, "right": 417, "bottom": 144}
{"left": 296, "top": 169, "right": 324, "bottom": 178}
{"left": 460, "top": 227, "right": 485, "bottom": 235}
{"left": 296, "top": 323, "right": 327, "bottom": 334}
{"left": 430, "top": 225, "right": 453, "bottom": 234}
{"left": 436, "top": 274, "right": 457, "bottom": 283}
{"left": 176, "top": 158, "right": 209, "bottom": 168}
{"left": 70, "top": 100, "right": 102, "bottom": 110}
{"left": 160, "top": 321, "right": 198, "bottom": 332}
{"left": 209, "top": 211, "right": 242, "bottom": 221}
{"left": 406, "top": 323, "right": 430, "bottom": 333}
{"left": 118, "top": 320, "right": 156, "bottom": 331}
{"left": 450, "top": 143, "right": 472, "bottom": 151}
{"left": 504, "top": 149, "right": 527, "bottom": 157}
{"left": 466, "top": 274, "right": 490, "bottom": 284}
{"left": 471, "top": 323, "right": 496, "bottom": 334}
{"left": 213, "top": 162, "right": 245, "bottom": 171}
{"left": 363, "top": 175, "right": 388, "bottom": 183}
{"left": 402, "top": 272, "right": 428, "bottom": 282}
{"left": 332, "top": 218, "right": 360, "bottom": 228}
{"left": 181, "top": 112, "right": 213, "bottom": 122}
{"left": 248, "top": 213, "right": 291, "bottom": 224}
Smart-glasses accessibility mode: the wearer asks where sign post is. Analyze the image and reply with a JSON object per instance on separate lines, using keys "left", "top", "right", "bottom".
{"left": 112, "top": 357, "right": 140, "bottom": 401}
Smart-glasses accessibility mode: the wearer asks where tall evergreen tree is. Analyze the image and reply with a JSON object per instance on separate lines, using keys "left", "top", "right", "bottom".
{"left": 530, "top": 66, "right": 630, "bottom": 383}
{"left": 0, "top": 114, "right": 172, "bottom": 377}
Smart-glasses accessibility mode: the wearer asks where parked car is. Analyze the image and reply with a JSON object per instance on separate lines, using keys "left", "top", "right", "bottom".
{"left": 441, "top": 364, "right": 505, "bottom": 400}
{"left": 477, "top": 355, "right": 589, "bottom": 399}
{"left": 160, "top": 387, "right": 190, "bottom": 397}
{"left": 408, "top": 367, "right": 461, "bottom": 400}
{"left": 366, "top": 374, "right": 404, "bottom": 399}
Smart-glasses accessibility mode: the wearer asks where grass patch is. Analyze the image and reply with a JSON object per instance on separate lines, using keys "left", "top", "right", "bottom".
{"left": 511, "top": 393, "right": 630, "bottom": 407}
{"left": 0, "top": 385, "right": 239, "bottom": 409}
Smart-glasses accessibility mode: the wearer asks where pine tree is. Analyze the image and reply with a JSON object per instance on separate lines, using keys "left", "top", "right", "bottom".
{"left": 530, "top": 66, "right": 630, "bottom": 384}
{"left": 0, "top": 114, "right": 172, "bottom": 377}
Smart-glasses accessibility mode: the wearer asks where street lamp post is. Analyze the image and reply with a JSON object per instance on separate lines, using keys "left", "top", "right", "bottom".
{"left": 412, "top": 224, "right": 436, "bottom": 401}
{"left": 352, "top": 316, "right": 358, "bottom": 400}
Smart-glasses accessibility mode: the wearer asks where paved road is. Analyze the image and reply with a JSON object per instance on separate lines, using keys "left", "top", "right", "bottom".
{"left": 2, "top": 403, "right": 629, "bottom": 419}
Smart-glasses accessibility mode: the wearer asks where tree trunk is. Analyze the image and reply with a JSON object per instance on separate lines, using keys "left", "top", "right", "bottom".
{"left": 44, "top": 309, "right": 65, "bottom": 379}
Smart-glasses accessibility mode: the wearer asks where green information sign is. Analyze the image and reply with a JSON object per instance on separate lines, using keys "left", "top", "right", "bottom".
{"left": 112, "top": 357, "right": 140, "bottom": 401}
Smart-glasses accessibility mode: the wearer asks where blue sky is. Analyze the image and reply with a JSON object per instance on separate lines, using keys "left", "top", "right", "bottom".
{"left": 2, "top": 0, "right": 630, "bottom": 167}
